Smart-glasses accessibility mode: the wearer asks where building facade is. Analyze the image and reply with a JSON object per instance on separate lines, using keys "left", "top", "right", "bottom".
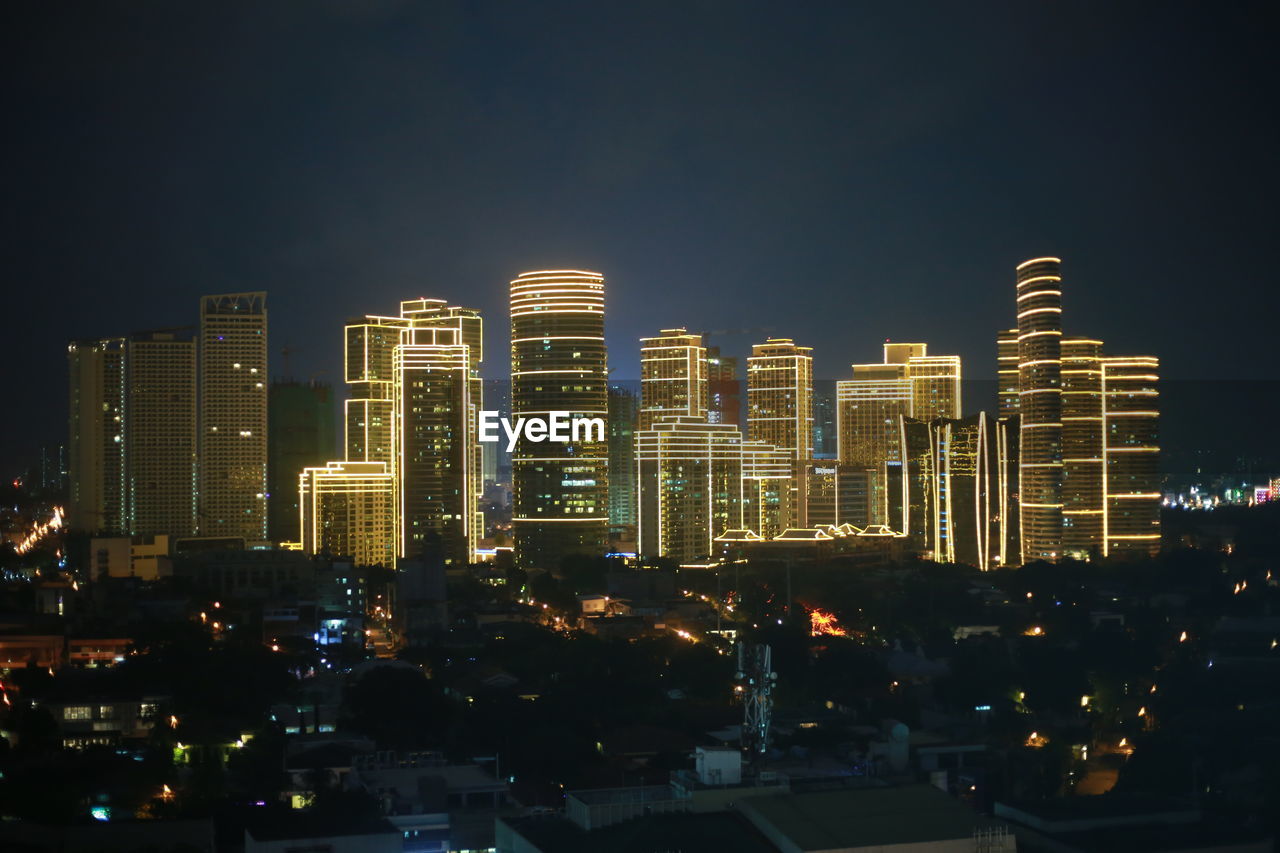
{"left": 125, "top": 329, "right": 197, "bottom": 538}
{"left": 747, "top": 338, "right": 813, "bottom": 529}
{"left": 608, "top": 384, "right": 639, "bottom": 529}
{"left": 636, "top": 417, "right": 744, "bottom": 563}
{"left": 1014, "top": 258, "right": 1065, "bottom": 562}
{"left": 68, "top": 337, "right": 127, "bottom": 534}
{"left": 198, "top": 292, "right": 269, "bottom": 541}
{"left": 639, "top": 328, "right": 708, "bottom": 430}
{"left": 1061, "top": 337, "right": 1105, "bottom": 558}
{"left": 298, "top": 461, "right": 396, "bottom": 569}
{"left": 509, "top": 270, "right": 610, "bottom": 570}
{"left": 1102, "top": 356, "right": 1161, "bottom": 557}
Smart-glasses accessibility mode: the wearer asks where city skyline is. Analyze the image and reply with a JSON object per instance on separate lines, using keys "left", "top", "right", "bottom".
{"left": 5, "top": 2, "right": 1279, "bottom": 476}
{"left": 5, "top": 5, "right": 1280, "bottom": 849}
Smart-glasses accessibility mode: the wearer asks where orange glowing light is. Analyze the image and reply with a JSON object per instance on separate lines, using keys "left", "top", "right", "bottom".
{"left": 809, "top": 608, "right": 847, "bottom": 637}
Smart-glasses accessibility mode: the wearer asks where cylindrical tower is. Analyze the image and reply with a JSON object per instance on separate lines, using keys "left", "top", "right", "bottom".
{"left": 509, "top": 270, "right": 610, "bottom": 569}
{"left": 1015, "top": 257, "right": 1064, "bottom": 561}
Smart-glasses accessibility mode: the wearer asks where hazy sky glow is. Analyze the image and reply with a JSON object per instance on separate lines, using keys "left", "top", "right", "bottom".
{"left": 4, "top": 0, "right": 1278, "bottom": 473}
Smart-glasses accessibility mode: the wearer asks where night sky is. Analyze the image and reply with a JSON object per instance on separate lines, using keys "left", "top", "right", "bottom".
{"left": 4, "top": 1, "right": 1278, "bottom": 475}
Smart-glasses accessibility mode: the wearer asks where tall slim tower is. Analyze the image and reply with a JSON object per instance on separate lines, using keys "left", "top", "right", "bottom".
{"left": 997, "top": 329, "right": 1020, "bottom": 417}
{"left": 639, "top": 328, "right": 708, "bottom": 430}
{"left": 127, "top": 329, "right": 197, "bottom": 537}
{"left": 395, "top": 323, "right": 480, "bottom": 566}
{"left": 198, "top": 292, "right": 269, "bottom": 541}
{"left": 67, "top": 337, "right": 127, "bottom": 534}
{"left": 607, "top": 384, "right": 639, "bottom": 529}
{"left": 344, "top": 315, "right": 404, "bottom": 465}
{"left": 747, "top": 338, "right": 813, "bottom": 528}
{"left": 1061, "top": 337, "right": 1104, "bottom": 557}
{"left": 509, "top": 270, "right": 609, "bottom": 569}
{"left": 748, "top": 338, "right": 814, "bottom": 459}
{"left": 1102, "top": 356, "right": 1161, "bottom": 557}
{"left": 1014, "top": 258, "right": 1064, "bottom": 562}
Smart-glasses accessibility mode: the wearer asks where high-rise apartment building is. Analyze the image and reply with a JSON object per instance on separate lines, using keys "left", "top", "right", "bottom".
{"left": 836, "top": 363, "right": 910, "bottom": 526}
{"left": 607, "top": 384, "right": 639, "bottom": 529}
{"left": 1014, "top": 258, "right": 1064, "bottom": 562}
{"left": 126, "top": 329, "right": 197, "bottom": 538}
{"left": 395, "top": 321, "right": 481, "bottom": 566}
{"left": 299, "top": 461, "right": 396, "bottom": 569}
{"left": 882, "top": 342, "right": 962, "bottom": 421}
{"left": 198, "top": 292, "right": 269, "bottom": 541}
{"left": 323, "top": 298, "right": 483, "bottom": 567}
{"left": 1004, "top": 257, "right": 1159, "bottom": 564}
{"left": 747, "top": 338, "right": 813, "bottom": 528}
{"left": 68, "top": 337, "right": 127, "bottom": 534}
{"left": 997, "top": 329, "right": 1020, "bottom": 417}
{"left": 1061, "top": 337, "right": 1104, "bottom": 557}
{"left": 509, "top": 270, "right": 609, "bottom": 569}
{"left": 636, "top": 417, "right": 744, "bottom": 563}
{"left": 747, "top": 338, "right": 814, "bottom": 460}
{"left": 741, "top": 440, "right": 796, "bottom": 540}
{"left": 344, "top": 316, "right": 402, "bottom": 465}
{"left": 69, "top": 330, "right": 199, "bottom": 538}
{"left": 1102, "top": 356, "right": 1161, "bottom": 557}
{"left": 639, "top": 329, "right": 707, "bottom": 430}
{"left": 836, "top": 343, "right": 961, "bottom": 527}
{"left": 706, "top": 346, "right": 740, "bottom": 426}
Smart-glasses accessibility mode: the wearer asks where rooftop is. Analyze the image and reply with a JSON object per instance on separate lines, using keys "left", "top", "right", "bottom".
{"left": 738, "top": 784, "right": 1000, "bottom": 851}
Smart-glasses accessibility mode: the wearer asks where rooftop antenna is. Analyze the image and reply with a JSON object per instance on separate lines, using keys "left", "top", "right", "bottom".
{"left": 736, "top": 642, "right": 777, "bottom": 758}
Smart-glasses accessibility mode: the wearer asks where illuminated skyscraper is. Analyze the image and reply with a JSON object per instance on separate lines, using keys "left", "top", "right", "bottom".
{"left": 995, "top": 415, "right": 1022, "bottom": 567}
{"left": 1061, "top": 337, "right": 1104, "bottom": 557}
{"left": 126, "top": 329, "right": 197, "bottom": 538}
{"left": 198, "top": 292, "right": 268, "bottom": 541}
{"left": 1014, "top": 258, "right": 1064, "bottom": 561}
{"left": 997, "top": 329, "right": 1020, "bottom": 417}
{"left": 706, "top": 346, "right": 740, "bottom": 426}
{"left": 837, "top": 363, "right": 910, "bottom": 525}
{"left": 328, "top": 299, "right": 483, "bottom": 566}
{"left": 747, "top": 338, "right": 813, "bottom": 528}
{"left": 640, "top": 328, "right": 707, "bottom": 430}
{"left": 748, "top": 338, "right": 813, "bottom": 459}
{"left": 395, "top": 319, "right": 482, "bottom": 566}
{"left": 742, "top": 440, "right": 795, "bottom": 539}
{"left": 299, "top": 461, "right": 396, "bottom": 568}
{"left": 837, "top": 343, "right": 961, "bottom": 527}
{"left": 636, "top": 417, "right": 744, "bottom": 563}
{"left": 344, "top": 315, "right": 402, "bottom": 465}
{"left": 67, "top": 337, "right": 127, "bottom": 534}
{"left": 883, "top": 342, "right": 962, "bottom": 420}
{"left": 893, "top": 414, "right": 998, "bottom": 568}
{"left": 509, "top": 270, "right": 609, "bottom": 569}
{"left": 1102, "top": 356, "right": 1160, "bottom": 557}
